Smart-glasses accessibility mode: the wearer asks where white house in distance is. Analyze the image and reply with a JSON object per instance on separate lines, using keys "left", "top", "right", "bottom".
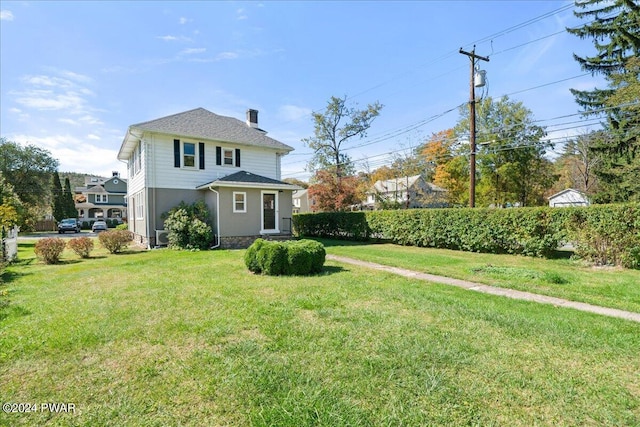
{"left": 548, "top": 188, "right": 590, "bottom": 207}
{"left": 292, "top": 189, "right": 312, "bottom": 214}
{"left": 363, "top": 175, "right": 447, "bottom": 210}
{"left": 117, "top": 108, "right": 298, "bottom": 248}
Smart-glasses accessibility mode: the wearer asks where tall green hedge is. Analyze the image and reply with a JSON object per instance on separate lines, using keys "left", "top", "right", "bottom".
{"left": 293, "top": 204, "right": 640, "bottom": 268}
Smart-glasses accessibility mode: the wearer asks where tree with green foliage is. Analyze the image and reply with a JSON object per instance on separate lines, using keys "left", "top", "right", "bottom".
{"left": 568, "top": 0, "right": 640, "bottom": 202}
{"left": 552, "top": 132, "right": 601, "bottom": 195}
{"left": 454, "top": 96, "right": 556, "bottom": 207}
{"left": 63, "top": 178, "right": 77, "bottom": 218}
{"left": 0, "top": 138, "right": 59, "bottom": 227}
{"left": 51, "top": 172, "right": 65, "bottom": 221}
{"left": 303, "top": 96, "right": 383, "bottom": 180}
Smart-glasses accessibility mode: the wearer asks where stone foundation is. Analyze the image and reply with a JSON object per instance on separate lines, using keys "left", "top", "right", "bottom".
{"left": 219, "top": 235, "right": 262, "bottom": 249}
{"left": 219, "top": 234, "right": 293, "bottom": 249}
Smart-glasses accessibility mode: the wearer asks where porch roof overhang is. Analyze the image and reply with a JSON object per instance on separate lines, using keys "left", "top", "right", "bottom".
{"left": 196, "top": 171, "right": 301, "bottom": 191}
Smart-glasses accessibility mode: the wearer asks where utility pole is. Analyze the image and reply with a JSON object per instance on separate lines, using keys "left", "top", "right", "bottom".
{"left": 459, "top": 46, "right": 489, "bottom": 208}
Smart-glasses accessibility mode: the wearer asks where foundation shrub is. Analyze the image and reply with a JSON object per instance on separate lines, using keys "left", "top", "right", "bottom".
{"left": 99, "top": 230, "right": 132, "bottom": 254}
{"left": 162, "top": 201, "right": 213, "bottom": 250}
{"left": 34, "top": 237, "right": 67, "bottom": 264}
{"left": 67, "top": 236, "right": 94, "bottom": 258}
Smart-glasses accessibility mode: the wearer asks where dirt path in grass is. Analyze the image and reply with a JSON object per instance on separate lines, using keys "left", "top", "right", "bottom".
{"left": 327, "top": 254, "right": 640, "bottom": 323}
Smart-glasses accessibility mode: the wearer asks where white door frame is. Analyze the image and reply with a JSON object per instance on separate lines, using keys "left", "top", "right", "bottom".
{"left": 260, "top": 190, "right": 279, "bottom": 234}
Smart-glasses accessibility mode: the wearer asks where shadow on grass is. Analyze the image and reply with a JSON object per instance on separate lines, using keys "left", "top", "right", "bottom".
{"left": 1, "top": 269, "right": 32, "bottom": 284}
{"left": 319, "top": 265, "right": 347, "bottom": 275}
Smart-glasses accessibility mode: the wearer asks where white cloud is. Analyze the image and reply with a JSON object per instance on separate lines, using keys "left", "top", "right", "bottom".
{"left": 87, "top": 134, "right": 101, "bottom": 140}
{"left": 58, "top": 118, "right": 80, "bottom": 126}
{"left": 181, "top": 47, "right": 206, "bottom": 55}
{"left": 79, "top": 115, "right": 103, "bottom": 125}
{"left": 9, "top": 107, "right": 22, "bottom": 114}
{"left": 58, "top": 70, "right": 93, "bottom": 84}
{"left": 217, "top": 51, "right": 239, "bottom": 60}
{"left": 278, "top": 105, "right": 312, "bottom": 122}
{"left": 0, "top": 10, "right": 14, "bottom": 21}
{"left": 157, "top": 35, "right": 192, "bottom": 42}
{"left": 236, "top": 8, "right": 247, "bottom": 20}
{"left": 179, "top": 17, "right": 190, "bottom": 25}
{"left": 14, "top": 90, "right": 88, "bottom": 111}
{"left": 10, "top": 133, "right": 124, "bottom": 176}
{"left": 12, "top": 69, "right": 96, "bottom": 116}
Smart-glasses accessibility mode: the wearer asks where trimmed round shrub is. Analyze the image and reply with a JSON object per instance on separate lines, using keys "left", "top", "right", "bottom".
{"left": 245, "top": 239, "right": 326, "bottom": 276}
{"left": 34, "top": 237, "right": 67, "bottom": 264}
{"left": 67, "top": 236, "right": 94, "bottom": 258}
{"left": 98, "top": 229, "right": 132, "bottom": 254}
{"left": 244, "top": 238, "right": 266, "bottom": 273}
{"left": 257, "top": 242, "right": 288, "bottom": 275}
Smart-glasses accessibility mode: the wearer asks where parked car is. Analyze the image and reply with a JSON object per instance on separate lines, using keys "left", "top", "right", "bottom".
{"left": 91, "top": 220, "right": 108, "bottom": 233}
{"left": 58, "top": 218, "right": 81, "bottom": 233}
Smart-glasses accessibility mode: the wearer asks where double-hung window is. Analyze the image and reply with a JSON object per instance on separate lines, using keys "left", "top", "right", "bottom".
{"left": 233, "top": 192, "right": 246, "bottom": 213}
{"left": 183, "top": 142, "right": 196, "bottom": 167}
{"left": 174, "top": 139, "right": 205, "bottom": 169}
{"left": 216, "top": 146, "right": 241, "bottom": 167}
{"left": 223, "top": 149, "right": 234, "bottom": 166}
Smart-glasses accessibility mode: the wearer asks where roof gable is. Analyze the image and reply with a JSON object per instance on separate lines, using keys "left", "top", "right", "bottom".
{"left": 130, "top": 108, "right": 292, "bottom": 151}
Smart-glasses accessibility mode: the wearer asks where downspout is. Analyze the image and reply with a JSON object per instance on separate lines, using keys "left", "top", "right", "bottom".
{"left": 208, "top": 187, "right": 221, "bottom": 249}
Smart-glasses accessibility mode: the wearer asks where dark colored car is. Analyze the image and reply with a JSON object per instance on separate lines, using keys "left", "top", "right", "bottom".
{"left": 58, "top": 218, "right": 81, "bottom": 233}
{"left": 91, "top": 220, "right": 108, "bottom": 233}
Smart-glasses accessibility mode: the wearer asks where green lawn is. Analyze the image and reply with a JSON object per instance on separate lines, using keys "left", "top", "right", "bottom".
{"left": 319, "top": 239, "right": 640, "bottom": 314}
{"left": 1, "top": 240, "right": 639, "bottom": 426}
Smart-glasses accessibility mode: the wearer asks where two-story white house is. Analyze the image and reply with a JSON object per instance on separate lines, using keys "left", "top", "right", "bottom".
{"left": 117, "top": 107, "right": 298, "bottom": 248}
{"left": 363, "top": 175, "right": 447, "bottom": 210}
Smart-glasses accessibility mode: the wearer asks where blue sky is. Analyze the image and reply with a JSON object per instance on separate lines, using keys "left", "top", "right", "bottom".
{"left": 0, "top": 1, "right": 605, "bottom": 180}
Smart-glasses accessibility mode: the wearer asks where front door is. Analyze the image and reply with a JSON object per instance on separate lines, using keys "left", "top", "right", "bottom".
{"left": 262, "top": 192, "right": 277, "bottom": 232}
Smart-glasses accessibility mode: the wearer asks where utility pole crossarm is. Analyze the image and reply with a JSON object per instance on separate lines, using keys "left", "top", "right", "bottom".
{"left": 459, "top": 48, "right": 490, "bottom": 63}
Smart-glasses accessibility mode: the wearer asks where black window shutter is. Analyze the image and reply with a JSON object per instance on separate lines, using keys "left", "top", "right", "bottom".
{"left": 199, "top": 143, "right": 205, "bottom": 169}
{"left": 173, "top": 139, "right": 180, "bottom": 167}
{"left": 216, "top": 146, "right": 222, "bottom": 165}
{"left": 235, "top": 148, "right": 241, "bottom": 167}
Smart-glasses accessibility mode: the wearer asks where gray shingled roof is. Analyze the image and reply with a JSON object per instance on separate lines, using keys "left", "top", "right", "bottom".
{"left": 196, "top": 171, "right": 298, "bottom": 190}
{"left": 129, "top": 107, "right": 293, "bottom": 152}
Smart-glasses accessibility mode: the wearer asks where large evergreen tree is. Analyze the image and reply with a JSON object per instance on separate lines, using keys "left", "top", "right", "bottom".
{"left": 63, "top": 178, "right": 77, "bottom": 218}
{"left": 568, "top": 0, "right": 640, "bottom": 202}
{"left": 51, "top": 172, "right": 65, "bottom": 221}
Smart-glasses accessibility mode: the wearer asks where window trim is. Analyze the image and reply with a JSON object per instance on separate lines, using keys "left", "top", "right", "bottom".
{"left": 182, "top": 142, "right": 197, "bottom": 168}
{"left": 233, "top": 191, "right": 247, "bottom": 213}
{"left": 134, "top": 191, "right": 144, "bottom": 220}
{"left": 223, "top": 148, "right": 235, "bottom": 166}
{"left": 260, "top": 190, "right": 279, "bottom": 234}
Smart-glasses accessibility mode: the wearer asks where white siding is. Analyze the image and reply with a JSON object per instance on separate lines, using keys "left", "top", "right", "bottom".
{"left": 145, "top": 134, "right": 283, "bottom": 189}
{"left": 549, "top": 190, "right": 589, "bottom": 207}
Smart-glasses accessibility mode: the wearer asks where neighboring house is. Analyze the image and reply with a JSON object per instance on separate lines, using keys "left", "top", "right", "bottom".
{"left": 548, "top": 188, "right": 590, "bottom": 207}
{"left": 292, "top": 189, "right": 311, "bottom": 214}
{"left": 75, "top": 172, "right": 127, "bottom": 221}
{"left": 117, "top": 107, "right": 298, "bottom": 248}
{"left": 363, "top": 175, "right": 447, "bottom": 210}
